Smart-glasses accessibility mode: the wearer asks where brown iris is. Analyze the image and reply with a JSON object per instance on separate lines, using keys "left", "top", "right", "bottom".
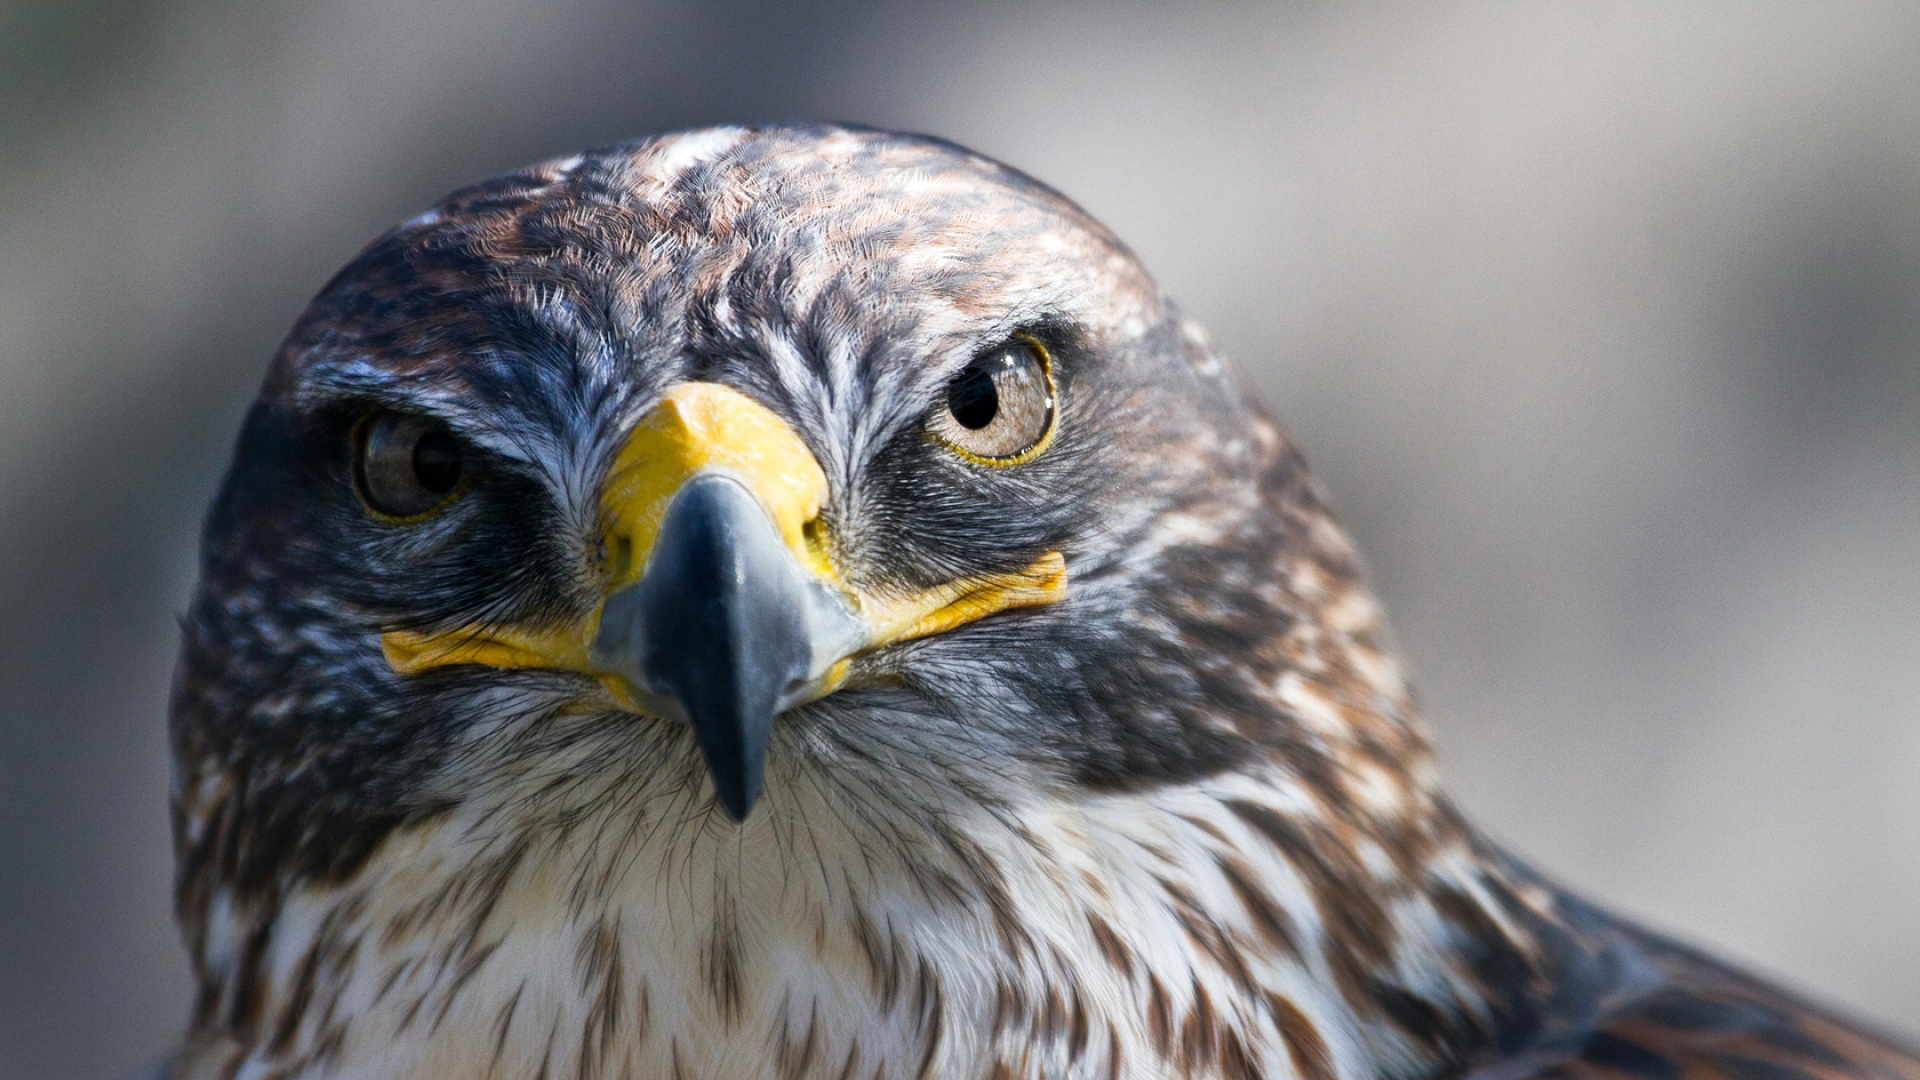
{"left": 353, "top": 411, "right": 466, "bottom": 520}
{"left": 928, "top": 336, "right": 1057, "bottom": 464}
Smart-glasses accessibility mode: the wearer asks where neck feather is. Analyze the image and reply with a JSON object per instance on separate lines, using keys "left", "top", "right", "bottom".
{"left": 173, "top": 732, "right": 1555, "bottom": 1080}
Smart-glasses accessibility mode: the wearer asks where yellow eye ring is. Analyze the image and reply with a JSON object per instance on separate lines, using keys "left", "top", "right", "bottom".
{"left": 929, "top": 334, "right": 1058, "bottom": 466}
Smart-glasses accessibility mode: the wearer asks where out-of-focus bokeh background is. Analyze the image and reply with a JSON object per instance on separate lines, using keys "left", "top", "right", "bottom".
{"left": 2, "top": 1, "right": 1916, "bottom": 1076}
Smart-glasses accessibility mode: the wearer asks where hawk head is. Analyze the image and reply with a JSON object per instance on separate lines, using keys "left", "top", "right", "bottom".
{"left": 170, "top": 125, "right": 1469, "bottom": 1079}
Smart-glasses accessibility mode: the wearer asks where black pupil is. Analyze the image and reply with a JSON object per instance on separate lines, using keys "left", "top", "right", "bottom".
{"left": 410, "top": 429, "right": 462, "bottom": 494}
{"left": 947, "top": 360, "right": 1001, "bottom": 430}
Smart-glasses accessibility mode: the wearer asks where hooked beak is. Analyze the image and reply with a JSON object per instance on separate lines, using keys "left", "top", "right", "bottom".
{"left": 590, "top": 473, "right": 863, "bottom": 819}
{"left": 381, "top": 383, "right": 1065, "bottom": 821}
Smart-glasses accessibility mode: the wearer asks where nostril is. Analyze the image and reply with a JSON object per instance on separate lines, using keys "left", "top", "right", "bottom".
{"left": 606, "top": 533, "right": 636, "bottom": 583}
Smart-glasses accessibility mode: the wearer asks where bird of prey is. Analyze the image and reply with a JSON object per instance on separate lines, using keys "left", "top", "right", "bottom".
{"left": 162, "top": 124, "right": 1919, "bottom": 1080}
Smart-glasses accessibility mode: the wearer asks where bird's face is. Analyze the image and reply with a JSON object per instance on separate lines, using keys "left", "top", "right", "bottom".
{"left": 175, "top": 127, "right": 1394, "bottom": 908}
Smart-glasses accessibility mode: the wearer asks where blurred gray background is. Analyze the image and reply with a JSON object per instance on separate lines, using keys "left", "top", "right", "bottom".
{"left": 2, "top": 1, "right": 1917, "bottom": 1076}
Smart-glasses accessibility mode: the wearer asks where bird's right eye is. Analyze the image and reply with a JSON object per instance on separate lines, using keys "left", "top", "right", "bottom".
{"left": 353, "top": 411, "right": 467, "bottom": 520}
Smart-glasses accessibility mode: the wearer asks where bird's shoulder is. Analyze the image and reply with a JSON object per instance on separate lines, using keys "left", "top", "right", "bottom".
{"left": 1465, "top": 892, "right": 1920, "bottom": 1080}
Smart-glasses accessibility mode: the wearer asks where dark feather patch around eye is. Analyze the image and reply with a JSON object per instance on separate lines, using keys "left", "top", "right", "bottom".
{"left": 338, "top": 468, "right": 582, "bottom": 635}
{"left": 855, "top": 337, "right": 1111, "bottom": 592}
{"left": 243, "top": 401, "right": 588, "bottom": 637}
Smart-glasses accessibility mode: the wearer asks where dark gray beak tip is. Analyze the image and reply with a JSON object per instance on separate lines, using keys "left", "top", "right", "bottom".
{"left": 714, "top": 773, "right": 761, "bottom": 823}
{"left": 694, "top": 718, "right": 766, "bottom": 823}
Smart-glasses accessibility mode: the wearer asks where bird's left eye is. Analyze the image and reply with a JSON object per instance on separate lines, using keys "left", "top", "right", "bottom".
{"left": 353, "top": 411, "right": 467, "bottom": 520}
{"left": 928, "top": 336, "right": 1057, "bottom": 464}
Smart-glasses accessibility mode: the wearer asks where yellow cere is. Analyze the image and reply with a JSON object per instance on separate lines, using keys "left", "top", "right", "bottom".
{"left": 598, "top": 383, "right": 833, "bottom": 589}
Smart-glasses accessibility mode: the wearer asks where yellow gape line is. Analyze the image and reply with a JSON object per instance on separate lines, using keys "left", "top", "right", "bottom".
{"left": 380, "top": 381, "right": 1067, "bottom": 713}
{"left": 862, "top": 552, "right": 1068, "bottom": 647}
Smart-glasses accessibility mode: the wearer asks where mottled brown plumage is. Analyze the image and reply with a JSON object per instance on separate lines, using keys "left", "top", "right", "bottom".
{"left": 159, "top": 125, "right": 1919, "bottom": 1080}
